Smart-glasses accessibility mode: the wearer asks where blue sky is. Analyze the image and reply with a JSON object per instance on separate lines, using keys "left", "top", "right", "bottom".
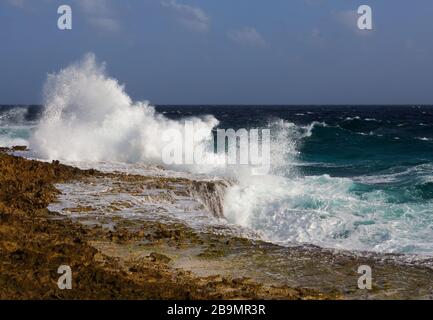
{"left": 1, "top": 0, "right": 433, "bottom": 105}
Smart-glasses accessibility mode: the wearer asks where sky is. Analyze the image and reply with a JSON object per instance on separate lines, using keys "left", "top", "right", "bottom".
{"left": 1, "top": 0, "right": 433, "bottom": 105}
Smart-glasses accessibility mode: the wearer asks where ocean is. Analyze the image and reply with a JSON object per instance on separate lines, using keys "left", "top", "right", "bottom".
{"left": 1, "top": 56, "right": 432, "bottom": 257}
{"left": 2, "top": 104, "right": 433, "bottom": 257}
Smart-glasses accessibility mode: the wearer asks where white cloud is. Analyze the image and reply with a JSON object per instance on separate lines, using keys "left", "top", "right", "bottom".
{"left": 74, "top": 0, "right": 120, "bottom": 32}
{"left": 75, "top": 0, "right": 110, "bottom": 15}
{"left": 89, "top": 17, "right": 120, "bottom": 32}
{"left": 227, "top": 27, "right": 267, "bottom": 48}
{"left": 162, "top": 0, "right": 210, "bottom": 33}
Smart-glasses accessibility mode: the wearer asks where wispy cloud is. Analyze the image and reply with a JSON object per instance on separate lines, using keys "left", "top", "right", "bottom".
{"left": 88, "top": 17, "right": 120, "bottom": 32}
{"left": 75, "top": 0, "right": 111, "bottom": 15}
{"left": 5, "top": 0, "right": 26, "bottom": 7}
{"left": 227, "top": 27, "right": 267, "bottom": 48}
{"left": 332, "top": 9, "right": 371, "bottom": 36}
{"left": 161, "top": 0, "right": 210, "bottom": 33}
{"left": 303, "top": 0, "right": 324, "bottom": 6}
{"left": 333, "top": 10, "right": 357, "bottom": 29}
{"left": 75, "top": 0, "right": 120, "bottom": 32}
{"left": 310, "top": 27, "right": 325, "bottom": 44}
{"left": 4, "top": 0, "right": 121, "bottom": 32}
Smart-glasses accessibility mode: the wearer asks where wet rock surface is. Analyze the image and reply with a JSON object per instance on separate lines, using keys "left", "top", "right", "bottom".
{"left": 0, "top": 151, "right": 335, "bottom": 299}
{"left": 1, "top": 149, "right": 432, "bottom": 300}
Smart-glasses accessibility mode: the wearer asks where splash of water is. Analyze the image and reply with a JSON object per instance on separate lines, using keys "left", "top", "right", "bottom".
{"left": 31, "top": 53, "right": 218, "bottom": 166}
{"left": 223, "top": 133, "right": 433, "bottom": 255}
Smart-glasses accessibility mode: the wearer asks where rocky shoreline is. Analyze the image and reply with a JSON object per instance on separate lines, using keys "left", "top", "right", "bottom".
{"left": 0, "top": 150, "right": 334, "bottom": 299}
{"left": 1, "top": 149, "right": 432, "bottom": 299}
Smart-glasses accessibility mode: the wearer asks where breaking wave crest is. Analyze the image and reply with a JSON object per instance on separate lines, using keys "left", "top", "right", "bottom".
{"left": 31, "top": 53, "right": 219, "bottom": 167}
{"left": 223, "top": 121, "right": 433, "bottom": 255}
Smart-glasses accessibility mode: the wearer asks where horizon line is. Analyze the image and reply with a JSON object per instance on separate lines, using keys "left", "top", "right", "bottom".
{"left": 1, "top": 104, "right": 433, "bottom": 107}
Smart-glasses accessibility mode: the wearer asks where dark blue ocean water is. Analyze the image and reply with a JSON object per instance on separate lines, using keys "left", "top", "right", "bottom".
{"left": 159, "top": 105, "right": 433, "bottom": 175}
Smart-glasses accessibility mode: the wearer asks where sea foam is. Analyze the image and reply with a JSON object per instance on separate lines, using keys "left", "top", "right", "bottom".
{"left": 31, "top": 53, "right": 218, "bottom": 167}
